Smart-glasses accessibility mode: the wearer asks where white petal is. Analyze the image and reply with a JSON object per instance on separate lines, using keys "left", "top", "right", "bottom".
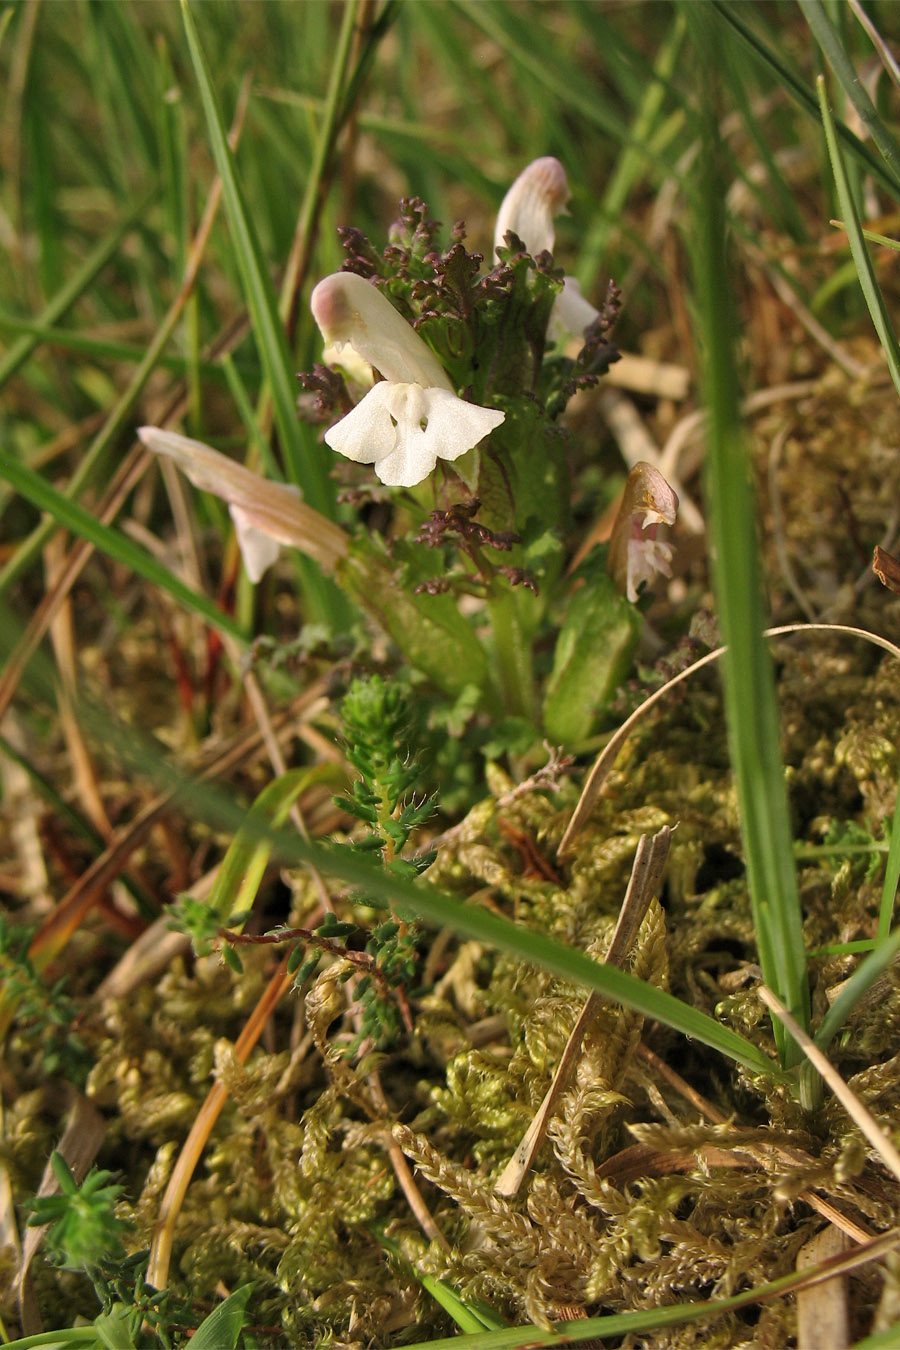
{"left": 549, "top": 276, "right": 600, "bottom": 341}
{"left": 230, "top": 505, "right": 282, "bottom": 582}
{"left": 412, "top": 386, "right": 505, "bottom": 461}
{"left": 378, "top": 386, "right": 504, "bottom": 486}
{"left": 626, "top": 537, "right": 673, "bottom": 603}
{"left": 494, "top": 156, "right": 570, "bottom": 258}
{"left": 323, "top": 383, "right": 398, "bottom": 466}
{"left": 324, "top": 384, "right": 505, "bottom": 488}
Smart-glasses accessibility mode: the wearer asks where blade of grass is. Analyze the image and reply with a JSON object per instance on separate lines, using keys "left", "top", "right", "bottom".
{"left": 396, "top": 1227, "right": 900, "bottom": 1349}
{"left": 711, "top": 0, "right": 898, "bottom": 199}
{"left": 685, "top": 3, "right": 810, "bottom": 1070}
{"left": 578, "top": 9, "right": 687, "bottom": 285}
{"left": 0, "top": 77, "right": 251, "bottom": 601}
{"left": 3, "top": 618, "right": 775, "bottom": 1083}
{"left": 89, "top": 727, "right": 779, "bottom": 1080}
{"left": 0, "top": 192, "right": 153, "bottom": 390}
{"left": 0, "top": 453, "right": 246, "bottom": 642}
{"left": 279, "top": 0, "right": 384, "bottom": 333}
{"left": 878, "top": 783, "right": 900, "bottom": 941}
{"left": 815, "top": 923, "right": 900, "bottom": 1055}
{"left": 372, "top": 1229, "right": 506, "bottom": 1332}
{"left": 0, "top": 314, "right": 248, "bottom": 377}
{"left": 801, "top": 0, "right": 900, "bottom": 192}
{"left": 831, "top": 220, "right": 900, "bottom": 251}
{"left": 179, "top": 0, "right": 344, "bottom": 629}
{"left": 179, "top": 0, "right": 333, "bottom": 512}
{"left": 817, "top": 75, "right": 900, "bottom": 399}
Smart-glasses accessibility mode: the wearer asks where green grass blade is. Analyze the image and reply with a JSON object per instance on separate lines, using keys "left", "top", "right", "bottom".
{"left": 178, "top": 1, "right": 332, "bottom": 517}
{"left": 0, "top": 248, "right": 202, "bottom": 599}
{"left": 801, "top": 0, "right": 900, "bottom": 192}
{"left": 814, "top": 924, "right": 900, "bottom": 1055}
{"left": 0, "top": 452, "right": 247, "bottom": 642}
{"left": 711, "top": 0, "right": 897, "bottom": 198}
{"left": 686, "top": 4, "right": 810, "bottom": 1068}
{"left": 396, "top": 1230, "right": 900, "bottom": 1348}
{"left": 836, "top": 223, "right": 900, "bottom": 252}
{"left": 71, "top": 686, "right": 777, "bottom": 1080}
{"left": 878, "top": 785, "right": 900, "bottom": 941}
{"left": 851, "top": 1317, "right": 900, "bottom": 1349}
{"left": 372, "top": 1228, "right": 506, "bottom": 1332}
{"left": 179, "top": 0, "right": 346, "bottom": 630}
{"left": 207, "top": 766, "right": 341, "bottom": 928}
{"left": 0, "top": 313, "right": 240, "bottom": 378}
{"left": 578, "top": 10, "right": 687, "bottom": 284}
{"left": 0, "top": 193, "right": 153, "bottom": 389}
{"left": 139, "top": 780, "right": 778, "bottom": 1079}
{"left": 817, "top": 75, "right": 900, "bottom": 400}
{"left": 188, "top": 1283, "right": 254, "bottom": 1350}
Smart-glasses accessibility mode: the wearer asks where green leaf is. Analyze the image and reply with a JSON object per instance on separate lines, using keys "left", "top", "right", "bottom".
{"left": 208, "top": 765, "right": 343, "bottom": 928}
{"left": 190, "top": 1283, "right": 254, "bottom": 1349}
{"left": 711, "top": 1, "right": 898, "bottom": 199}
{"left": 814, "top": 923, "right": 900, "bottom": 1056}
{"left": 542, "top": 573, "right": 640, "bottom": 745}
{"left": 397, "top": 1230, "right": 900, "bottom": 1347}
{"left": 177, "top": 777, "right": 780, "bottom": 1078}
{"left": 801, "top": 0, "right": 900, "bottom": 193}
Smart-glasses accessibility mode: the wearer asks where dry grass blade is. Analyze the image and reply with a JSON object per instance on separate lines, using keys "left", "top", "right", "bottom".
{"left": 147, "top": 954, "right": 295, "bottom": 1291}
{"left": 495, "top": 826, "right": 672, "bottom": 1197}
{"left": 17, "top": 1091, "right": 106, "bottom": 1336}
{"left": 759, "top": 986, "right": 900, "bottom": 1186}
{"left": 796, "top": 1225, "right": 850, "bottom": 1350}
{"left": 0, "top": 684, "right": 327, "bottom": 1039}
{"left": 559, "top": 622, "right": 900, "bottom": 858}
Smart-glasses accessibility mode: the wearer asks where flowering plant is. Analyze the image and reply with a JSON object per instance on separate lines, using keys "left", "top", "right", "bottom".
{"left": 140, "top": 159, "right": 676, "bottom": 749}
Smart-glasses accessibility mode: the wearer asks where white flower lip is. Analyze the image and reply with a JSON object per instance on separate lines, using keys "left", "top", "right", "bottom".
{"left": 323, "top": 382, "right": 504, "bottom": 488}
{"left": 311, "top": 273, "right": 505, "bottom": 488}
{"left": 137, "top": 426, "right": 348, "bottom": 581}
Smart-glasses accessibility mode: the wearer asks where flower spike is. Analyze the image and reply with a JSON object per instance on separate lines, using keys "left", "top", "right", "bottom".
{"left": 311, "top": 273, "right": 504, "bottom": 487}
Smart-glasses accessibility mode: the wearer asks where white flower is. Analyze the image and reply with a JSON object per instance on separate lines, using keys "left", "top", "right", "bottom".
{"left": 137, "top": 426, "right": 348, "bottom": 582}
{"left": 310, "top": 273, "right": 504, "bottom": 488}
{"left": 494, "top": 156, "right": 600, "bottom": 341}
{"left": 607, "top": 461, "right": 678, "bottom": 603}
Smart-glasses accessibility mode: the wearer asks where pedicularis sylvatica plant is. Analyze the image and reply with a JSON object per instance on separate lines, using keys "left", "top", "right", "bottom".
{"left": 139, "top": 159, "right": 678, "bottom": 748}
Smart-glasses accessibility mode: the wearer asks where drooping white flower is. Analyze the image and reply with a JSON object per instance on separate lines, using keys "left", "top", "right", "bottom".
{"left": 494, "top": 156, "right": 600, "bottom": 341}
{"left": 137, "top": 426, "right": 348, "bottom": 582}
{"left": 310, "top": 273, "right": 504, "bottom": 488}
{"left": 606, "top": 461, "right": 678, "bottom": 603}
